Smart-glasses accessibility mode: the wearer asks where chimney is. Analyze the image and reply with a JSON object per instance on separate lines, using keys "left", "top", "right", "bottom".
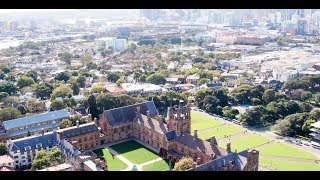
{"left": 179, "top": 99, "right": 184, "bottom": 109}
{"left": 167, "top": 107, "right": 173, "bottom": 119}
{"left": 88, "top": 114, "right": 92, "bottom": 122}
{"left": 210, "top": 154, "right": 214, "bottom": 160}
{"left": 76, "top": 120, "right": 79, "bottom": 128}
{"left": 247, "top": 149, "right": 259, "bottom": 171}
{"left": 192, "top": 162, "right": 197, "bottom": 170}
{"left": 41, "top": 128, "right": 44, "bottom": 136}
{"left": 94, "top": 117, "right": 98, "bottom": 126}
{"left": 137, "top": 106, "right": 140, "bottom": 114}
{"left": 146, "top": 110, "right": 150, "bottom": 120}
{"left": 196, "top": 157, "right": 201, "bottom": 165}
{"left": 194, "top": 129, "right": 198, "bottom": 138}
{"left": 210, "top": 136, "right": 217, "bottom": 146}
{"left": 226, "top": 142, "right": 231, "bottom": 153}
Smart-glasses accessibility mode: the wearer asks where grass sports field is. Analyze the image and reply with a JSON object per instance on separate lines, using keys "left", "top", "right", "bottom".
{"left": 198, "top": 124, "right": 245, "bottom": 140}
{"left": 220, "top": 134, "right": 272, "bottom": 152}
{"left": 259, "top": 158, "right": 320, "bottom": 171}
{"left": 191, "top": 111, "right": 223, "bottom": 131}
{"left": 142, "top": 160, "right": 170, "bottom": 171}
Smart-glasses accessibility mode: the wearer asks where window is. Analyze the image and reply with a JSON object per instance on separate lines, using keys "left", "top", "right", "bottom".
{"left": 22, "top": 160, "right": 26, "bottom": 163}
{"left": 14, "top": 156, "right": 18, "bottom": 159}
{"left": 15, "top": 161, "right": 19, "bottom": 163}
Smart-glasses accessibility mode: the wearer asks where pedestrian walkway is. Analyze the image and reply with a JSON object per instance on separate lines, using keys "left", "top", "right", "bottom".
{"left": 260, "top": 154, "right": 320, "bottom": 163}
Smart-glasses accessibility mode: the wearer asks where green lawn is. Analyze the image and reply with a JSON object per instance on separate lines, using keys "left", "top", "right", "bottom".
{"left": 142, "top": 160, "right": 169, "bottom": 171}
{"left": 259, "top": 142, "right": 320, "bottom": 160}
{"left": 110, "top": 140, "right": 161, "bottom": 164}
{"left": 220, "top": 134, "right": 272, "bottom": 152}
{"left": 260, "top": 158, "right": 320, "bottom": 171}
{"left": 191, "top": 111, "right": 223, "bottom": 131}
{"left": 93, "top": 148, "right": 127, "bottom": 171}
{"left": 198, "top": 124, "right": 245, "bottom": 140}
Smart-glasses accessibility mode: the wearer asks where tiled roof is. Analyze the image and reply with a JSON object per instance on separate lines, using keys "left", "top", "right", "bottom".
{"left": 0, "top": 155, "right": 14, "bottom": 164}
{"left": 7, "top": 122, "right": 59, "bottom": 138}
{"left": 134, "top": 114, "right": 168, "bottom": 135}
{"left": 105, "top": 86, "right": 125, "bottom": 94}
{"left": 3, "top": 110, "right": 69, "bottom": 130}
{"left": 75, "top": 107, "right": 88, "bottom": 116}
{"left": 9, "top": 132, "right": 58, "bottom": 154}
{"left": 191, "top": 150, "right": 248, "bottom": 171}
{"left": 174, "top": 133, "right": 227, "bottom": 157}
{"left": 57, "top": 122, "right": 99, "bottom": 139}
{"left": 103, "top": 101, "right": 158, "bottom": 126}
{"left": 165, "top": 130, "right": 176, "bottom": 141}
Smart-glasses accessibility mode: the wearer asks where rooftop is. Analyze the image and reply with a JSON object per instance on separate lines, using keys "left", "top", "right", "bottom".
{"left": 57, "top": 122, "right": 99, "bottom": 139}
{"left": 0, "top": 155, "right": 14, "bottom": 164}
{"left": 3, "top": 110, "right": 69, "bottom": 130}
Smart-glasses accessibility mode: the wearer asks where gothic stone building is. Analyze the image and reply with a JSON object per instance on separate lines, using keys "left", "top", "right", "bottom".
{"left": 99, "top": 101, "right": 259, "bottom": 170}
{"left": 57, "top": 121, "right": 101, "bottom": 152}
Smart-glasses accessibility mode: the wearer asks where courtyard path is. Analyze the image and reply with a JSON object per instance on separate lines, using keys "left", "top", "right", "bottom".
{"left": 137, "top": 158, "right": 163, "bottom": 169}
{"left": 105, "top": 146, "right": 134, "bottom": 167}
{"left": 260, "top": 154, "right": 320, "bottom": 163}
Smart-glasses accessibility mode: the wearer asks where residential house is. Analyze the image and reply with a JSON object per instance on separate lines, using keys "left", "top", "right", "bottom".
{"left": 105, "top": 86, "right": 125, "bottom": 94}
{"left": 186, "top": 74, "right": 200, "bottom": 85}
{"left": 200, "top": 82, "right": 223, "bottom": 90}
{"left": 171, "top": 75, "right": 186, "bottom": 84}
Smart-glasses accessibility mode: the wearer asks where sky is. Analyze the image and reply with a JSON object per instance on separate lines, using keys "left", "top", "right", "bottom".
{"left": 0, "top": 9, "right": 77, "bottom": 13}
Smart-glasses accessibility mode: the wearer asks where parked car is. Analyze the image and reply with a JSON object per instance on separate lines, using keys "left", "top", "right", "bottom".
{"left": 198, "top": 109, "right": 204, "bottom": 112}
{"left": 304, "top": 142, "right": 310, "bottom": 146}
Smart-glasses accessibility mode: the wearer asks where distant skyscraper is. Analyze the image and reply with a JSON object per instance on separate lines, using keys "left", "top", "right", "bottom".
{"left": 7, "top": 21, "right": 17, "bottom": 31}
{"left": 30, "top": 20, "right": 37, "bottom": 31}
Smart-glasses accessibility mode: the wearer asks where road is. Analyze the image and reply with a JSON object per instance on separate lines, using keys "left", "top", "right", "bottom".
{"left": 192, "top": 109, "right": 320, "bottom": 159}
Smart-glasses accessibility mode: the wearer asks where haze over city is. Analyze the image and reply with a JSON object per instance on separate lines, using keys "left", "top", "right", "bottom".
{"left": 0, "top": 9, "right": 319, "bottom": 172}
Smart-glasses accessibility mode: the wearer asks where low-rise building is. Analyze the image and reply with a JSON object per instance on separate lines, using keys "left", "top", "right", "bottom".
{"left": 200, "top": 82, "right": 223, "bottom": 90}
{"left": 0, "top": 155, "right": 15, "bottom": 170}
{"left": 310, "top": 121, "right": 320, "bottom": 142}
{"left": 186, "top": 74, "right": 200, "bottom": 85}
{"left": 6, "top": 131, "right": 58, "bottom": 169}
{"left": 56, "top": 121, "right": 101, "bottom": 152}
{"left": 0, "top": 110, "right": 70, "bottom": 141}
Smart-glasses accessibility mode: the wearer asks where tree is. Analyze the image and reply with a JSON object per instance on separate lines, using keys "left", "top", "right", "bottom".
{"left": 34, "top": 83, "right": 53, "bottom": 100}
{"left": 17, "top": 104, "right": 28, "bottom": 114}
{"left": 0, "top": 70, "right": 5, "bottom": 80}
{"left": 251, "top": 98, "right": 261, "bottom": 105}
{"left": 198, "top": 78, "right": 210, "bottom": 86}
{"left": 58, "top": 52, "right": 73, "bottom": 65}
{"left": 4, "top": 73, "right": 15, "bottom": 82}
{"left": 26, "top": 98, "right": 45, "bottom": 113}
{"left": 88, "top": 94, "right": 98, "bottom": 119}
{"left": 80, "top": 54, "right": 94, "bottom": 66}
{"left": 240, "top": 106, "right": 267, "bottom": 126}
{"left": 60, "top": 119, "right": 73, "bottom": 129}
{"left": 107, "top": 72, "right": 120, "bottom": 83}
{"left": 116, "top": 79, "right": 125, "bottom": 86}
{"left": 139, "top": 74, "right": 147, "bottom": 83}
{"left": 0, "top": 64, "right": 11, "bottom": 74}
{"left": 31, "top": 150, "right": 51, "bottom": 170}
{"left": 146, "top": 73, "right": 166, "bottom": 85}
{"left": 51, "top": 84, "right": 72, "bottom": 100}
{"left": 173, "top": 157, "right": 194, "bottom": 171}
{"left": 0, "top": 143, "right": 7, "bottom": 155}
{"left": 273, "top": 113, "right": 309, "bottom": 136}
{"left": 0, "top": 107, "right": 22, "bottom": 122}
{"left": 300, "top": 91, "right": 313, "bottom": 101}
{"left": 302, "top": 119, "right": 316, "bottom": 133}
{"left": 262, "top": 89, "right": 279, "bottom": 104}
{"left": 91, "top": 84, "right": 105, "bottom": 93}
{"left": 17, "top": 76, "right": 35, "bottom": 89}
{"left": 51, "top": 100, "right": 67, "bottom": 111}
{"left": 76, "top": 75, "right": 86, "bottom": 88}
{"left": 0, "top": 92, "right": 9, "bottom": 101}
{"left": 26, "top": 70, "right": 38, "bottom": 82}
{"left": 71, "top": 83, "right": 80, "bottom": 95}
{"left": 0, "top": 82, "right": 17, "bottom": 95}
{"left": 54, "top": 71, "right": 70, "bottom": 82}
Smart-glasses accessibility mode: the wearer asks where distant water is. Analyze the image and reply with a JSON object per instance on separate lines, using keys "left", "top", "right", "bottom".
{"left": 0, "top": 40, "right": 22, "bottom": 50}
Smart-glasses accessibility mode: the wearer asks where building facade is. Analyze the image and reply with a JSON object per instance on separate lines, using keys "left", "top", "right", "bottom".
{"left": 99, "top": 101, "right": 258, "bottom": 169}
{"left": 0, "top": 110, "right": 70, "bottom": 142}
